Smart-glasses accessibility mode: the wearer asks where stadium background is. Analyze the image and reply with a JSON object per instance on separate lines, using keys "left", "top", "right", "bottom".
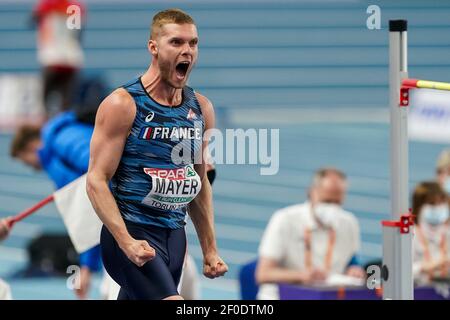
{"left": 0, "top": 0, "right": 449, "bottom": 299}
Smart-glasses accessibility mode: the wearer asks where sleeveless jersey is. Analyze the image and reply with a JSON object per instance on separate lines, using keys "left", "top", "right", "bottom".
{"left": 111, "top": 77, "right": 204, "bottom": 229}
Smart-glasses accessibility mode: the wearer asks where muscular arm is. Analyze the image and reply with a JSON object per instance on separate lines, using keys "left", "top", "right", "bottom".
{"left": 188, "top": 93, "right": 227, "bottom": 279}
{"left": 86, "top": 89, "right": 154, "bottom": 266}
{"left": 189, "top": 170, "right": 216, "bottom": 257}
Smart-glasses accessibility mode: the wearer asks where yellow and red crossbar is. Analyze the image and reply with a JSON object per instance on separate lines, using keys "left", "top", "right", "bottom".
{"left": 402, "top": 78, "right": 450, "bottom": 91}
{"left": 400, "top": 78, "right": 450, "bottom": 106}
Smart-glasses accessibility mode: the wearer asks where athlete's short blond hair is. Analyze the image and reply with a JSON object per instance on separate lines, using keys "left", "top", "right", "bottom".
{"left": 150, "top": 8, "right": 195, "bottom": 40}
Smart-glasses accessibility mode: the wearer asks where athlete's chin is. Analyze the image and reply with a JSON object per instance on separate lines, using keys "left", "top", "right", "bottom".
{"left": 170, "top": 77, "right": 189, "bottom": 89}
{"left": 173, "top": 83, "right": 185, "bottom": 89}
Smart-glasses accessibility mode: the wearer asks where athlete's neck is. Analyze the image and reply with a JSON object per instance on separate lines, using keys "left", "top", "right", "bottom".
{"left": 141, "top": 66, "right": 183, "bottom": 107}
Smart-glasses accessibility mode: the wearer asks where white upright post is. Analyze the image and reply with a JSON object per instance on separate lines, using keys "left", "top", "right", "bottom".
{"left": 382, "top": 19, "right": 414, "bottom": 300}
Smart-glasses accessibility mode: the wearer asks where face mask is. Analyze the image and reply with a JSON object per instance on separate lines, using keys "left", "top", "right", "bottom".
{"left": 313, "top": 203, "right": 341, "bottom": 227}
{"left": 444, "top": 177, "right": 450, "bottom": 194}
{"left": 420, "top": 204, "right": 449, "bottom": 226}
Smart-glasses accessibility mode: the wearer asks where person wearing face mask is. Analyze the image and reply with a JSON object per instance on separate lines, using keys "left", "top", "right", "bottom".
{"left": 436, "top": 149, "right": 450, "bottom": 196}
{"left": 256, "top": 168, "right": 364, "bottom": 300}
{"left": 411, "top": 182, "right": 450, "bottom": 285}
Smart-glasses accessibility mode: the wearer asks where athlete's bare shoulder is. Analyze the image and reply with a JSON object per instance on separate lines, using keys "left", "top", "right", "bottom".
{"left": 95, "top": 87, "right": 136, "bottom": 133}
{"left": 99, "top": 88, "right": 136, "bottom": 119}
{"left": 195, "top": 92, "right": 213, "bottom": 111}
{"left": 194, "top": 91, "right": 215, "bottom": 130}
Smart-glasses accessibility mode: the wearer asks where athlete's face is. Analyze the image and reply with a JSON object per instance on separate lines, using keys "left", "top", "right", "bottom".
{"left": 150, "top": 23, "right": 198, "bottom": 89}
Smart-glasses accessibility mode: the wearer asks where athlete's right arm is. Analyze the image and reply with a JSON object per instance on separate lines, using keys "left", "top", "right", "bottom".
{"left": 86, "top": 89, "right": 155, "bottom": 267}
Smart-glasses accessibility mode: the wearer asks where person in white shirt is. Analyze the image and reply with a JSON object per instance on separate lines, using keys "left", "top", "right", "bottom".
{"left": 411, "top": 181, "right": 450, "bottom": 285}
{"left": 256, "top": 168, "right": 364, "bottom": 300}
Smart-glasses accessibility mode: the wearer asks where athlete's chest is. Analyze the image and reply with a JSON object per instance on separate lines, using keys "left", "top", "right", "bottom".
{"left": 133, "top": 101, "right": 203, "bottom": 144}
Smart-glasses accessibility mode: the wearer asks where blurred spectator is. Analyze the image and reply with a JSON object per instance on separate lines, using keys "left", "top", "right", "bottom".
{"left": 179, "top": 254, "right": 201, "bottom": 300}
{"left": 436, "top": 149, "right": 450, "bottom": 195}
{"left": 32, "top": 0, "right": 85, "bottom": 117}
{"left": 411, "top": 182, "right": 450, "bottom": 285}
{"left": 72, "top": 75, "right": 109, "bottom": 125}
{"left": 255, "top": 168, "right": 363, "bottom": 299}
{"left": 10, "top": 111, "right": 100, "bottom": 299}
{"left": 10, "top": 112, "right": 91, "bottom": 187}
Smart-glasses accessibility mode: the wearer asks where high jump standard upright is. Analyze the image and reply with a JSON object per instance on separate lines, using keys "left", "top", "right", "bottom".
{"left": 381, "top": 19, "right": 414, "bottom": 300}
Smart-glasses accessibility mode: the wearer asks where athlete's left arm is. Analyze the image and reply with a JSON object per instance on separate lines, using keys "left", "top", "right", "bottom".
{"left": 189, "top": 93, "right": 228, "bottom": 279}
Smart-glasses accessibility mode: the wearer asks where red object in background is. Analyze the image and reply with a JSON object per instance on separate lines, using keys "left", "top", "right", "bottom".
{"left": 7, "top": 194, "right": 55, "bottom": 228}
{"left": 402, "top": 78, "right": 419, "bottom": 89}
{"left": 399, "top": 87, "right": 409, "bottom": 107}
{"left": 382, "top": 213, "right": 415, "bottom": 234}
{"left": 34, "top": 0, "right": 85, "bottom": 22}
{"left": 337, "top": 287, "right": 346, "bottom": 300}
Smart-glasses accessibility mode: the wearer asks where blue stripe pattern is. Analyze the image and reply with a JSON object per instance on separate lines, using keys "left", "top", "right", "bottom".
{"left": 111, "top": 78, "right": 204, "bottom": 229}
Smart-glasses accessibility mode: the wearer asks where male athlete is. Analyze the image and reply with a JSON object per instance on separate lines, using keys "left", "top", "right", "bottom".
{"left": 86, "top": 9, "right": 228, "bottom": 300}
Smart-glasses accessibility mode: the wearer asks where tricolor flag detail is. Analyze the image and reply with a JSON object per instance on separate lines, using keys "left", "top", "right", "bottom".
{"left": 53, "top": 174, "right": 102, "bottom": 253}
{"left": 140, "top": 127, "right": 153, "bottom": 140}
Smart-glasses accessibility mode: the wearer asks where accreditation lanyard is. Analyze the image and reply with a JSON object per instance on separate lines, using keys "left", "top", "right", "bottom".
{"left": 417, "top": 225, "right": 448, "bottom": 279}
{"left": 304, "top": 226, "right": 336, "bottom": 273}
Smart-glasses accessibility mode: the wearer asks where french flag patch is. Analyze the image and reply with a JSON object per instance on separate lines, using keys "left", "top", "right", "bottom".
{"left": 139, "top": 127, "right": 153, "bottom": 140}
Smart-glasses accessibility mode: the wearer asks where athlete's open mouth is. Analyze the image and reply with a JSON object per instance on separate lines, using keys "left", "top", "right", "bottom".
{"left": 175, "top": 61, "right": 190, "bottom": 79}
